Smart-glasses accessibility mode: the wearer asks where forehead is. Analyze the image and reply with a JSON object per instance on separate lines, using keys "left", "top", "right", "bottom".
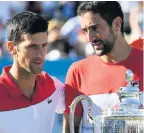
{"left": 79, "top": 12, "right": 104, "bottom": 28}
{"left": 22, "top": 32, "right": 48, "bottom": 45}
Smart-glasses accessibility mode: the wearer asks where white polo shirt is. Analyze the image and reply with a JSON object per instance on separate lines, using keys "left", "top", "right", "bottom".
{"left": 0, "top": 66, "right": 65, "bottom": 133}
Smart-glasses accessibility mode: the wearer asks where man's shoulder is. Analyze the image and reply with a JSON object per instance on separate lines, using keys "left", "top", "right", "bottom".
{"left": 0, "top": 75, "right": 5, "bottom": 88}
{"left": 51, "top": 76, "right": 64, "bottom": 90}
{"left": 38, "top": 72, "right": 62, "bottom": 82}
{"left": 0, "top": 78, "right": 7, "bottom": 99}
{"left": 37, "top": 71, "right": 54, "bottom": 82}
{"left": 130, "top": 38, "right": 143, "bottom": 50}
{"left": 131, "top": 47, "right": 143, "bottom": 57}
{"left": 38, "top": 71, "right": 64, "bottom": 90}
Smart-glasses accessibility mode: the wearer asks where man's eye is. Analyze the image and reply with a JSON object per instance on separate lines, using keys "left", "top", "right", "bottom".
{"left": 82, "top": 29, "right": 87, "bottom": 33}
{"left": 43, "top": 44, "right": 47, "bottom": 47}
{"left": 92, "top": 26, "right": 98, "bottom": 31}
{"left": 31, "top": 45, "right": 38, "bottom": 48}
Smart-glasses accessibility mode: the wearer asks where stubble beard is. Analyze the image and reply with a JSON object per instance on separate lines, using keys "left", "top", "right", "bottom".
{"left": 28, "top": 64, "right": 43, "bottom": 74}
{"left": 94, "top": 30, "right": 116, "bottom": 56}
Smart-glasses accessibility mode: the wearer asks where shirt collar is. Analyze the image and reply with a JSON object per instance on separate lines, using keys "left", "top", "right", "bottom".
{"left": 1, "top": 66, "right": 23, "bottom": 97}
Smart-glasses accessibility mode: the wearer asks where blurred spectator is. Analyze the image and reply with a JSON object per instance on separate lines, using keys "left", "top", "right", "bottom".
{"left": 0, "top": 2, "right": 12, "bottom": 24}
{"left": 119, "top": 1, "right": 138, "bottom": 43}
{"left": 0, "top": 42, "right": 11, "bottom": 59}
{"left": 60, "top": 16, "right": 81, "bottom": 46}
{"left": 119, "top": 1, "right": 132, "bottom": 35}
{"left": 25, "top": 1, "right": 43, "bottom": 14}
{"left": 10, "top": 2, "right": 26, "bottom": 17}
{"left": 60, "top": 1, "right": 80, "bottom": 20}
{"left": 74, "top": 30, "right": 89, "bottom": 57}
{"left": 130, "top": 1, "right": 144, "bottom": 41}
{"left": 41, "top": 1, "right": 60, "bottom": 20}
{"left": 60, "top": 16, "right": 89, "bottom": 57}
{"left": 0, "top": 18, "right": 10, "bottom": 58}
{"left": 46, "top": 19, "right": 73, "bottom": 61}
{"left": 0, "top": 19, "right": 6, "bottom": 43}
{"left": 0, "top": 1, "right": 26, "bottom": 24}
{"left": 0, "top": 1, "right": 143, "bottom": 60}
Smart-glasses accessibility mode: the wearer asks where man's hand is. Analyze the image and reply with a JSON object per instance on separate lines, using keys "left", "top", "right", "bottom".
{"left": 62, "top": 113, "right": 82, "bottom": 133}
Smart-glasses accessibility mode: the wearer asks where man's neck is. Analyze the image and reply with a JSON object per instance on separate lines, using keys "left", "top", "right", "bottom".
{"left": 101, "top": 37, "right": 131, "bottom": 63}
{"left": 9, "top": 65, "right": 37, "bottom": 99}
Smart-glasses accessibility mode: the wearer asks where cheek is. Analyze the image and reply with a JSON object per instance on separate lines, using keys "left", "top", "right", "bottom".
{"left": 41, "top": 47, "right": 48, "bottom": 58}
{"left": 18, "top": 51, "right": 31, "bottom": 63}
{"left": 99, "top": 32, "right": 108, "bottom": 40}
{"left": 44, "top": 47, "right": 48, "bottom": 55}
{"left": 98, "top": 26, "right": 110, "bottom": 39}
{"left": 26, "top": 49, "right": 38, "bottom": 58}
{"left": 23, "top": 50, "right": 31, "bottom": 58}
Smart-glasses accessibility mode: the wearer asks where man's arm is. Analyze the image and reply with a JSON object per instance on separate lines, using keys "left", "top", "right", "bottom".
{"left": 63, "top": 63, "right": 83, "bottom": 133}
{"left": 63, "top": 112, "right": 82, "bottom": 133}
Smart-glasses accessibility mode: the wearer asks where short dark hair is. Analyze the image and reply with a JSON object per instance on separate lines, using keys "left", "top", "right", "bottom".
{"left": 6, "top": 11, "right": 48, "bottom": 44}
{"left": 77, "top": 1, "right": 124, "bottom": 34}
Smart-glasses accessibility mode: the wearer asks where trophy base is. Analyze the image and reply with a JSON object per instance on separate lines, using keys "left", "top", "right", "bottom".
{"left": 94, "top": 116, "right": 144, "bottom": 133}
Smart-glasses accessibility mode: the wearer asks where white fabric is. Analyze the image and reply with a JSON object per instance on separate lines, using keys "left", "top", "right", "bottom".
{"left": 51, "top": 76, "right": 65, "bottom": 114}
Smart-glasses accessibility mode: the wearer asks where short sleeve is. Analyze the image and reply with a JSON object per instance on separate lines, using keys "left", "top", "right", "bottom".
{"left": 65, "top": 63, "right": 83, "bottom": 116}
{"left": 52, "top": 77, "right": 66, "bottom": 114}
{"left": 130, "top": 38, "right": 143, "bottom": 50}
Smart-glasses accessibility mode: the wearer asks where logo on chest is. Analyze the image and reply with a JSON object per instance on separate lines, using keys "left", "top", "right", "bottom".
{"left": 47, "top": 98, "right": 52, "bottom": 104}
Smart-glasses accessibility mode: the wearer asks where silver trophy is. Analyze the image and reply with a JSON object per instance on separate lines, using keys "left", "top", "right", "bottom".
{"left": 69, "top": 69, "right": 144, "bottom": 133}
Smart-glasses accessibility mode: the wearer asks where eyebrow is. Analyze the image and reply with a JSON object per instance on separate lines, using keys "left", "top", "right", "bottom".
{"left": 26, "top": 42, "right": 48, "bottom": 48}
{"left": 82, "top": 24, "right": 100, "bottom": 31}
{"left": 29, "top": 42, "right": 48, "bottom": 45}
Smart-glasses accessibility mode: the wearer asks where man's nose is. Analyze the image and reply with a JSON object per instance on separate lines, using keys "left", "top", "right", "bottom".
{"left": 37, "top": 46, "right": 44, "bottom": 57}
{"left": 87, "top": 31, "right": 98, "bottom": 43}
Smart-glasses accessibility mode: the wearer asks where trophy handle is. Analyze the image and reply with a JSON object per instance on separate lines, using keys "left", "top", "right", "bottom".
{"left": 69, "top": 95, "right": 94, "bottom": 133}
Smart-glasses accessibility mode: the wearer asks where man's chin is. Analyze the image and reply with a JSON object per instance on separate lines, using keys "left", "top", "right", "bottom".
{"left": 95, "top": 50, "right": 104, "bottom": 56}
{"left": 33, "top": 70, "right": 42, "bottom": 74}
{"left": 30, "top": 68, "right": 43, "bottom": 74}
{"left": 35, "top": 69, "right": 43, "bottom": 74}
{"left": 95, "top": 49, "right": 111, "bottom": 56}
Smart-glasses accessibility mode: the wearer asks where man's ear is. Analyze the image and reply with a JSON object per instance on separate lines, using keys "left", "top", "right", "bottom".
{"left": 7, "top": 41, "right": 17, "bottom": 55}
{"left": 112, "top": 16, "right": 122, "bottom": 33}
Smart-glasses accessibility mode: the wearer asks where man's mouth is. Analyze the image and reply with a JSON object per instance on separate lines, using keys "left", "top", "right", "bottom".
{"left": 92, "top": 41, "right": 102, "bottom": 49}
{"left": 32, "top": 61, "right": 43, "bottom": 65}
{"left": 91, "top": 40, "right": 102, "bottom": 46}
{"left": 93, "top": 42, "right": 101, "bottom": 46}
